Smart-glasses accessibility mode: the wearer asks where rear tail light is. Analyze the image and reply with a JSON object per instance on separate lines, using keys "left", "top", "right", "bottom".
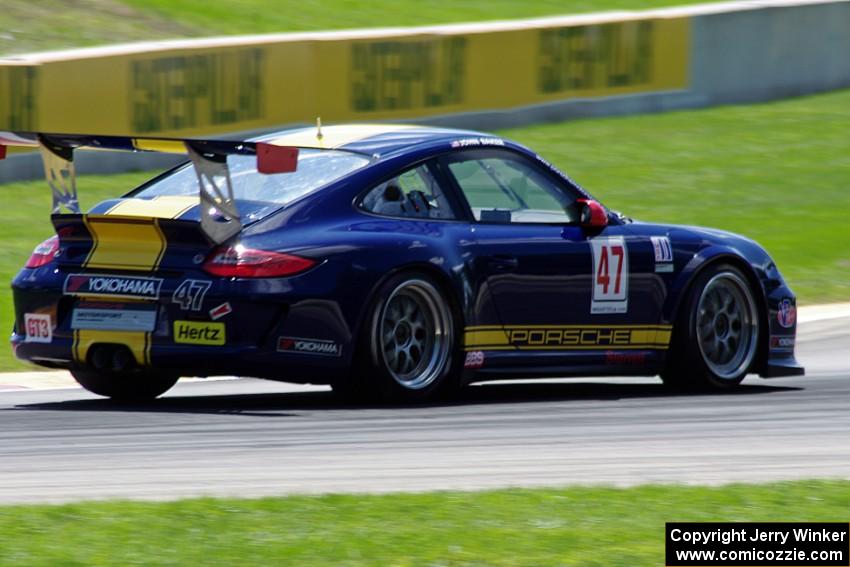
{"left": 202, "top": 245, "right": 317, "bottom": 278}
{"left": 25, "top": 236, "right": 60, "bottom": 268}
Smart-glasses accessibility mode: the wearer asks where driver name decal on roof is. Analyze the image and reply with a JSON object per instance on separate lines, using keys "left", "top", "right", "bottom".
{"left": 590, "top": 236, "right": 629, "bottom": 314}
{"left": 450, "top": 137, "right": 505, "bottom": 148}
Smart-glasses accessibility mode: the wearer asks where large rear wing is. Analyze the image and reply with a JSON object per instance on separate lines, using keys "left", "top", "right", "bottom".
{"left": 0, "top": 132, "right": 299, "bottom": 243}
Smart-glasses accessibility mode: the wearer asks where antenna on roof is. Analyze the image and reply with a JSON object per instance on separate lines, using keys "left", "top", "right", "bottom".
{"left": 316, "top": 117, "right": 323, "bottom": 141}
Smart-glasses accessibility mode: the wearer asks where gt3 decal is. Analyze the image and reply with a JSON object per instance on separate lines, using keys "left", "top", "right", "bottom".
{"left": 277, "top": 337, "right": 341, "bottom": 357}
{"left": 172, "top": 279, "right": 212, "bottom": 311}
{"left": 590, "top": 237, "right": 628, "bottom": 314}
{"left": 64, "top": 274, "right": 163, "bottom": 300}
{"left": 464, "top": 325, "right": 672, "bottom": 351}
{"left": 777, "top": 299, "right": 797, "bottom": 328}
{"left": 24, "top": 313, "right": 52, "bottom": 343}
{"left": 651, "top": 236, "right": 674, "bottom": 272}
{"left": 173, "top": 321, "right": 225, "bottom": 346}
{"left": 464, "top": 350, "right": 485, "bottom": 369}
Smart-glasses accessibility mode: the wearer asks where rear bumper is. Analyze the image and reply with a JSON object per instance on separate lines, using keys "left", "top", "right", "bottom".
{"left": 10, "top": 263, "right": 358, "bottom": 384}
{"left": 11, "top": 332, "right": 345, "bottom": 384}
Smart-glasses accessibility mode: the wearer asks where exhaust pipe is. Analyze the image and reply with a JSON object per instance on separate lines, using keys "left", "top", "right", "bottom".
{"left": 88, "top": 345, "right": 135, "bottom": 373}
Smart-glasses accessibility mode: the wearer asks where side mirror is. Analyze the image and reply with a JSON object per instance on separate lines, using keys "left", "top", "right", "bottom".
{"left": 577, "top": 199, "right": 608, "bottom": 228}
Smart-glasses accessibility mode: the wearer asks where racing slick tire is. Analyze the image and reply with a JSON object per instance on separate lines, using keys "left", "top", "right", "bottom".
{"left": 71, "top": 368, "right": 179, "bottom": 401}
{"left": 662, "top": 263, "right": 761, "bottom": 390}
{"left": 336, "top": 271, "right": 462, "bottom": 403}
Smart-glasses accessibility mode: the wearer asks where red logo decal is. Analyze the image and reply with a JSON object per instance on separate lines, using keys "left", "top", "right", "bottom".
{"left": 65, "top": 275, "right": 86, "bottom": 293}
{"left": 209, "top": 302, "right": 232, "bottom": 321}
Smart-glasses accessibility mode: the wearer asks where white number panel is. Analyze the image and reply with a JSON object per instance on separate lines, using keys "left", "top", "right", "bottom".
{"left": 590, "top": 236, "right": 629, "bottom": 314}
{"left": 24, "top": 313, "right": 52, "bottom": 343}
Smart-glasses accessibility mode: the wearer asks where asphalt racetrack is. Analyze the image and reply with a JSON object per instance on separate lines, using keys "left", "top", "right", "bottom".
{"left": 0, "top": 314, "right": 848, "bottom": 504}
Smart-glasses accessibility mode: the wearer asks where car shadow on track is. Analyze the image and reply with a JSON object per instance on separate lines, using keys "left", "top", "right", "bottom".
{"left": 14, "top": 379, "right": 802, "bottom": 416}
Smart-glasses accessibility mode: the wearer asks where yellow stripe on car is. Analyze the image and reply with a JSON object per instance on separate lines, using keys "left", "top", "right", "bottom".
{"left": 131, "top": 139, "right": 187, "bottom": 154}
{"left": 82, "top": 197, "right": 196, "bottom": 272}
{"left": 464, "top": 324, "right": 673, "bottom": 351}
{"left": 268, "top": 124, "right": 417, "bottom": 150}
{"left": 73, "top": 329, "right": 151, "bottom": 366}
{"left": 104, "top": 196, "right": 197, "bottom": 219}
{"left": 83, "top": 215, "right": 167, "bottom": 272}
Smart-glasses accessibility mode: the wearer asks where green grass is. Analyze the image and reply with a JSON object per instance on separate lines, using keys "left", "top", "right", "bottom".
{"left": 2, "top": 90, "right": 848, "bottom": 371}
{"left": 0, "top": 480, "right": 848, "bottom": 566}
{"left": 1, "top": 0, "right": 727, "bottom": 56}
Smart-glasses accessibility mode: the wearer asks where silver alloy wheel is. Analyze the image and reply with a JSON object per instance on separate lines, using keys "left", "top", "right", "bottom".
{"left": 695, "top": 271, "right": 759, "bottom": 380}
{"left": 374, "top": 279, "right": 452, "bottom": 390}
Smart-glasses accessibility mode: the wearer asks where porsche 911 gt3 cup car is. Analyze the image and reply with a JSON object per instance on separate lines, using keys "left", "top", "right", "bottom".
{"left": 4, "top": 125, "right": 803, "bottom": 401}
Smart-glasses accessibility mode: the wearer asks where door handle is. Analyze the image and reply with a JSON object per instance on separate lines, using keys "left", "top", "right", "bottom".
{"left": 487, "top": 255, "right": 519, "bottom": 271}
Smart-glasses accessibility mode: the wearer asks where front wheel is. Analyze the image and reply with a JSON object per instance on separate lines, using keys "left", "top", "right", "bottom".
{"left": 662, "top": 264, "right": 761, "bottom": 390}
{"left": 339, "top": 272, "right": 461, "bottom": 402}
{"left": 71, "top": 368, "right": 179, "bottom": 401}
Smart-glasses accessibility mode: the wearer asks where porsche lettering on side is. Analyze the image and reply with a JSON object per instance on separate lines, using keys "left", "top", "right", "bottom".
{"left": 5, "top": 125, "right": 803, "bottom": 401}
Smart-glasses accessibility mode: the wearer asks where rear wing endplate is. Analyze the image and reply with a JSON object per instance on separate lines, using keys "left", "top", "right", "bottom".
{"left": 0, "top": 132, "right": 299, "bottom": 244}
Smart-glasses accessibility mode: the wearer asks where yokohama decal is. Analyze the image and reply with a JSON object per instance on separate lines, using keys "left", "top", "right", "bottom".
{"left": 277, "top": 336, "right": 342, "bottom": 357}
{"left": 64, "top": 274, "right": 163, "bottom": 300}
{"left": 590, "top": 236, "right": 629, "bottom": 314}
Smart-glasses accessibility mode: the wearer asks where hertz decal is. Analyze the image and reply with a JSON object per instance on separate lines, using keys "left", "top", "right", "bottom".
{"left": 173, "top": 321, "right": 225, "bottom": 346}
{"left": 464, "top": 325, "right": 672, "bottom": 351}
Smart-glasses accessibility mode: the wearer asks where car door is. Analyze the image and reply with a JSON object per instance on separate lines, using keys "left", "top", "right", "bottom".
{"left": 440, "top": 149, "right": 660, "bottom": 365}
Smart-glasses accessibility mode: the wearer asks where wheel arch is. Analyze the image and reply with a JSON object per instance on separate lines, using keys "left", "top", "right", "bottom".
{"left": 351, "top": 261, "right": 467, "bottom": 355}
{"left": 667, "top": 249, "right": 770, "bottom": 374}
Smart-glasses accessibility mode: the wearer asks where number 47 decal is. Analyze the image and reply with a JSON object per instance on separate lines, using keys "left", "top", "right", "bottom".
{"left": 590, "top": 237, "right": 629, "bottom": 314}
{"left": 172, "top": 279, "right": 212, "bottom": 311}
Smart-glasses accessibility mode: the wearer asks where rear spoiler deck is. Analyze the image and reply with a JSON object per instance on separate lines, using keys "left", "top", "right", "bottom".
{"left": 0, "top": 132, "right": 299, "bottom": 244}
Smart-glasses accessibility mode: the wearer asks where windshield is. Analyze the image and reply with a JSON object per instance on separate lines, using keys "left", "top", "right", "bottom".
{"left": 132, "top": 149, "right": 371, "bottom": 205}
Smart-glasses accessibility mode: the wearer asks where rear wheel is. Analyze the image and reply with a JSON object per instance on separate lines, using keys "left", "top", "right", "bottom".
{"left": 71, "top": 368, "right": 179, "bottom": 401}
{"left": 336, "top": 272, "right": 461, "bottom": 402}
{"left": 662, "top": 264, "right": 760, "bottom": 390}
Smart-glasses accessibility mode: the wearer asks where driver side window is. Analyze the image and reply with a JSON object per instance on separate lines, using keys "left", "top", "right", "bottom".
{"left": 447, "top": 155, "right": 578, "bottom": 224}
{"left": 360, "top": 164, "right": 456, "bottom": 220}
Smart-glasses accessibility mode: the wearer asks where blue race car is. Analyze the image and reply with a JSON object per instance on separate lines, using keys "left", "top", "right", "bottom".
{"left": 6, "top": 124, "right": 803, "bottom": 401}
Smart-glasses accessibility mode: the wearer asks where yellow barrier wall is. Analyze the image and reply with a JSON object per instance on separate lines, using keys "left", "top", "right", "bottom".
{"left": 0, "top": 16, "right": 689, "bottom": 136}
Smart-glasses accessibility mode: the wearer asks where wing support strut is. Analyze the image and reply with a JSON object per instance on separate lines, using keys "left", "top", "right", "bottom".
{"left": 0, "top": 132, "right": 300, "bottom": 244}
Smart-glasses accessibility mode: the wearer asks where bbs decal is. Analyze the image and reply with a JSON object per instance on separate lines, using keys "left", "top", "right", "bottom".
{"left": 590, "top": 237, "right": 629, "bottom": 314}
